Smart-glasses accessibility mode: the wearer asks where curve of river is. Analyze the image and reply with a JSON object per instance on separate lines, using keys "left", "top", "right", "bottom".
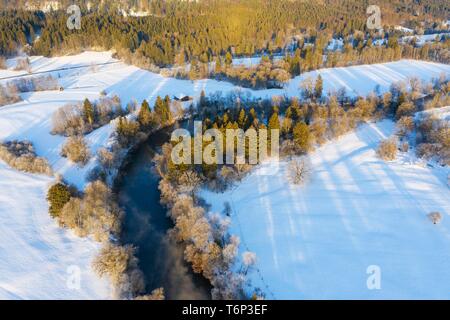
{"left": 116, "top": 126, "right": 211, "bottom": 299}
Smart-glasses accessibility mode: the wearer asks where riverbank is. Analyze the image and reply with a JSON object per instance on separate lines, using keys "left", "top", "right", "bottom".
{"left": 115, "top": 126, "right": 212, "bottom": 299}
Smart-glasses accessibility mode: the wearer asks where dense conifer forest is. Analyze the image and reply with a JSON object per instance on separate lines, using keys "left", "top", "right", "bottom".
{"left": 1, "top": 0, "right": 449, "bottom": 65}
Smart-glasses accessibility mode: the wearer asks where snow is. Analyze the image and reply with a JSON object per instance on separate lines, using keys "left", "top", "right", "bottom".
{"left": 0, "top": 51, "right": 449, "bottom": 299}
{"left": 401, "top": 33, "right": 450, "bottom": 46}
{"left": 3, "top": 52, "right": 449, "bottom": 107}
{"left": 326, "top": 38, "right": 344, "bottom": 51}
{"left": 231, "top": 55, "right": 284, "bottom": 67}
{"left": 395, "top": 26, "right": 414, "bottom": 34}
{"left": 0, "top": 161, "right": 110, "bottom": 299}
{"left": 416, "top": 106, "right": 450, "bottom": 124}
{"left": 202, "top": 120, "right": 450, "bottom": 299}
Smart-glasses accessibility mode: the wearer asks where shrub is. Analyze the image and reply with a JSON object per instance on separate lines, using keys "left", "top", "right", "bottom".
{"left": 52, "top": 96, "right": 123, "bottom": 136}
{"left": 416, "top": 116, "right": 449, "bottom": 164}
{"left": 97, "top": 147, "right": 115, "bottom": 170}
{"left": 61, "top": 136, "right": 91, "bottom": 165}
{"left": 400, "top": 141, "right": 409, "bottom": 153}
{"left": 116, "top": 116, "right": 140, "bottom": 145}
{"left": 52, "top": 103, "right": 89, "bottom": 136}
{"left": 396, "top": 116, "right": 414, "bottom": 136}
{"left": 14, "top": 57, "right": 31, "bottom": 72}
{"left": 376, "top": 138, "right": 398, "bottom": 161}
{"left": 135, "top": 288, "right": 165, "bottom": 300}
{"left": 427, "top": 212, "right": 442, "bottom": 224}
{"left": 395, "top": 101, "right": 416, "bottom": 119}
{"left": 47, "top": 182, "right": 71, "bottom": 218}
{"left": 58, "top": 181, "right": 122, "bottom": 241}
{"left": 416, "top": 143, "right": 439, "bottom": 159}
{"left": 0, "top": 83, "right": 21, "bottom": 107}
{"left": 0, "top": 140, "right": 52, "bottom": 175}
{"left": 13, "top": 75, "right": 59, "bottom": 92}
{"left": 287, "top": 158, "right": 310, "bottom": 185}
{"left": 93, "top": 243, "right": 144, "bottom": 299}
{"left": 0, "top": 56, "right": 6, "bottom": 69}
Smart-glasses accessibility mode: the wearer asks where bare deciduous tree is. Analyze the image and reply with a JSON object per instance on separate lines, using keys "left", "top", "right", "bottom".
{"left": 377, "top": 137, "right": 398, "bottom": 161}
{"left": 61, "top": 136, "right": 91, "bottom": 166}
{"left": 287, "top": 157, "right": 310, "bottom": 185}
{"left": 178, "top": 170, "right": 202, "bottom": 196}
{"left": 14, "top": 57, "right": 31, "bottom": 73}
{"left": 427, "top": 212, "right": 442, "bottom": 224}
{"left": 0, "top": 140, "right": 52, "bottom": 175}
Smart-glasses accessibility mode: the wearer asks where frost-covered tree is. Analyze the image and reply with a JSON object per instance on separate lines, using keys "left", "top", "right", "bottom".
{"left": 428, "top": 212, "right": 442, "bottom": 224}
{"left": 242, "top": 251, "right": 257, "bottom": 275}
{"left": 287, "top": 157, "right": 310, "bottom": 185}
{"left": 377, "top": 137, "right": 398, "bottom": 161}
{"left": 60, "top": 136, "right": 91, "bottom": 166}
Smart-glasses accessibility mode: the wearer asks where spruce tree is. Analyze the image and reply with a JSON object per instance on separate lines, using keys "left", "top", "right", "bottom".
{"left": 238, "top": 109, "right": 247, "bottom": 128}
{"left": 163, "top": 95, "right": 173, "bottom": 124}
{"left": 138, "top": 99, "right": 153, "bottom": 128}
{"left": 225, "top": 52, "right": 233, "bottom": 66}
{"left": 268, "top": 112, "right": 280, "bottom": 131}
{"left": 293, "top": 122, "right": 311, "bottom": 154}
{"left": 47, "top": 182, "right": 71, "bottom": 218}
{"left": 83, "top": 98, "right": 95, "bottom": 125}
{"left": 314, "top": 74, "right": 323, "bottom": 100}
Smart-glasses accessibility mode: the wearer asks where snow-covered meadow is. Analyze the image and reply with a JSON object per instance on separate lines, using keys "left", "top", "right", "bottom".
{"left": 0, "top": 51, "right": 449, "bottom": 299}
{"left": 202, "top": 120, "right": 450, "bottom": 299}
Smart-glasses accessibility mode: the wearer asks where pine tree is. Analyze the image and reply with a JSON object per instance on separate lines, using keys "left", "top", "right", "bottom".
{"left": 293, "top": 122, "right": 311, "bottom": 154}
{"left": 215, "top": 57, "right": 222, "bottom": 74}
{"left": 199, "top": 90, "right": 207, "bottom": 111}
{"left": 47, "top": 182, "right": 71, "bottom": 218}
{"left": 225, "top": 52, "right": 233, "bottom": 66}
{"left": 154, "top": 96, "right": 165, "bottom": 122}
{"left": 163, "top": 95, "right": 173, "bottom": 124}
{"left": 83, "top": 98, "right": 95, "bottom": 125}
{"left": 237, "top": 109, "right": 247, "bottom": 128}
{"left": 138, "top": 99, "right": 153, "bottom": 128}
{"left": 314, "top": 74, "right": 323, "bottom": 100}
{"left": 154, "top": 96, "right": 172, "bottom": 125}
{"left": 268, "top": 112, "right": 280, "bottom": 131}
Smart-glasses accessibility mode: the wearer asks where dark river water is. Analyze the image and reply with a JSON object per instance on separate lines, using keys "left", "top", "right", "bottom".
{"left": 117, "top": 126, "right": 211, "bottom": 300}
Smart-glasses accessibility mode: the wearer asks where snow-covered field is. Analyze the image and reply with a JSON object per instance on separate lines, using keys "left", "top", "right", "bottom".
{"left": 0, "top": 51, "right": 449, "bottom": 299}
{"left": 416, "top": 105, "right": 450, "bottom": 124}
{"left": 4, "top": 52, "right": 450, "bottom": 106}
{"left": 401, "top": 33, "right": 450, "bottom": 46}
{"left": 202, "top": 120, "right": 450, "bottom": 299}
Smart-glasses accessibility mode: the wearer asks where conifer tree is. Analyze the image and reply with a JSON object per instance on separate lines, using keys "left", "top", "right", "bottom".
{"left": 238, "top": 109, "right": 247, "bottom": 128}
{"left": 268, "top": 112, "right": 280, "bottom": 131}
{"left": 225, "top": 52, "right": 233, "bottom": 66}
{"left": 293, "top": 122, "right": 311, "bottom": 154}
{"left": 138, "top": 99, "right": 153, "bottom": 128}
{"left": 47, "top": 182, "right": 71, "bottom": 218}
{"left": 83, "top": 98, "right": 95, "bottom": 125}
{"left": 314, "top": 74, "right": 323, "bottom": 100}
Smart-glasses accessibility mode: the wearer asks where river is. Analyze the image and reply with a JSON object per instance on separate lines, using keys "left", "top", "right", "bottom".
{"left": 117, "top": 126, "right": 211, "bottom": 300}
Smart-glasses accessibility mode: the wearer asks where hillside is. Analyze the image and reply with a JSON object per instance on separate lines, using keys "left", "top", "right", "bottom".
{"left": 202, "top": 120, "right": 450, "bottom": 299}
{"left": 0, "top": 51, "right": 448, "bottom": 299}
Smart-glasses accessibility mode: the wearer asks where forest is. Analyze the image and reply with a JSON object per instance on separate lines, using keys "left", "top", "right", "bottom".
{"left": 1, "top": 0, "right": 449, "bottom": 64}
